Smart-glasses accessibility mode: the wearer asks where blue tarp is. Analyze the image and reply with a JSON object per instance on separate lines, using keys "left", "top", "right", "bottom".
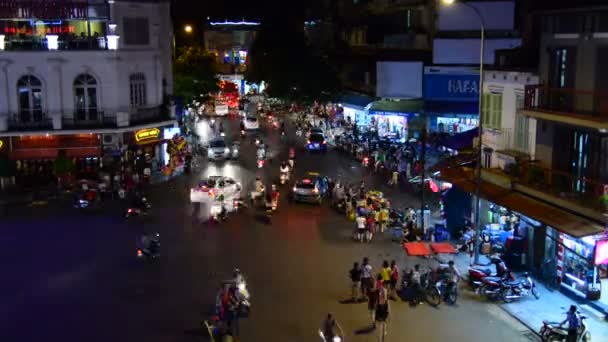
{"left": 437, "top": 127, "right": 478, "bottom": 150}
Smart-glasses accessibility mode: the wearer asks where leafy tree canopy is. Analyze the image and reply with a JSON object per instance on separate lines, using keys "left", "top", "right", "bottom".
{"left": 174, "top": 46, "right": 220, "bottom": 103}
{"left": 52, "top": 150, "right": 75, "bottom": 177}
{"left": 245, "top": 20, "right": 341, "bottom": 104}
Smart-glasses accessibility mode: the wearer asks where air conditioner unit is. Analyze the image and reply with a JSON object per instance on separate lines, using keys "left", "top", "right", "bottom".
{"left": 102, "top": 133, "right": 119, "bottom": 146}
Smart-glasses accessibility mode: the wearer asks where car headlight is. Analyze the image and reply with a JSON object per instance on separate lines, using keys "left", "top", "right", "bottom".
{"left": 224, "top": 148, "right": 230, "bottom": 154}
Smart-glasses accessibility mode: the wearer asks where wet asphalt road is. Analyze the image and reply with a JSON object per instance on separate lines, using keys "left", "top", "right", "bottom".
{"left": 0, "top": 115, "right": 537, "bottom": 342}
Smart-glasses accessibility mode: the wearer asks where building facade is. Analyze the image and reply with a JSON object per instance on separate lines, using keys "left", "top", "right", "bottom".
{"left": 0, "top": 0, "right": 175, "bottom": 183}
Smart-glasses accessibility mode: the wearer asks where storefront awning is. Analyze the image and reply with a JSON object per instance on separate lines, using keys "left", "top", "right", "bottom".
{"left": 424, "top": 101, "right": 479, "bottom": 116}
{"left": 340, "top": 92, "right": 374, "bottom": 110}
{"left": 367, "top": 99, "right": 424, "bottom": 116}
{"left": 436, "top": 128, "right": 478, "bottom": 150}
{"left": 439, "top": 168, "right": 606, "bottom": 238}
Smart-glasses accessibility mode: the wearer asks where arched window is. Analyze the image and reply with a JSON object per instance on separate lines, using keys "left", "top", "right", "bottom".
{"left": 17, "top": 75, "right": 43, "bottom": 122}
{"left": 129, "top": 73, "right": 146, "bottom": 107}
{"left": 74, "top": 74, "right": 98, "bottom": 121}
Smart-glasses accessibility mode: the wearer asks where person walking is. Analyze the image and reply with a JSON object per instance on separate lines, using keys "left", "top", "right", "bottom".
{"left": 361, "top": 257, "right": 373, "bottom": 299}
{"left": 349, "top": 262, "right": 362, "bottom": 302}
{"left": 380, "top": 261, "right": 391, "bottom": 288}
{"left": 375, "top": 279, "right": 390, "bottom": 341}
{"left": 389, "top": 260, "right": 399, "bottom": 300}
{"left": 356, "top": 214, "right": 366, "bottom": 242}
{"left": 367, "top": 278, "right": 379, "bottom": 327}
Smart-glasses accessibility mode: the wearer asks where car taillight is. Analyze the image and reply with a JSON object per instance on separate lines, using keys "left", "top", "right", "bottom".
{"left": 137, "top": 249, "right": 143, "bottom": 256}
{"left": 307, "top": 140, "right": 311, "bottom": 144}
{"left": 208, "top": 190, "right": 215, "bottom": 196}
{"left": 322, "top": 140, "right": 326, "bottom": 144}
{"left": 128, "top": 208, "right": 133, "bottom": 213}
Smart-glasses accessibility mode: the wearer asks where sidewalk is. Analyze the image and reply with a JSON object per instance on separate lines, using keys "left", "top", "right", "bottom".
{"left": 451, "top": 252, "right": 608, "bottom": 339}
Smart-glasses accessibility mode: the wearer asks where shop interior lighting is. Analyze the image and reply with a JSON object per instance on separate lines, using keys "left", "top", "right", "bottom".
{"left": 107, "top": 35, "right": 119, "bottom": 50}
{"left": 46, "top": 35, "right": 59, "bottom": 50}
{"left": 0, "top": 35, "right": 4, "bottom": 50}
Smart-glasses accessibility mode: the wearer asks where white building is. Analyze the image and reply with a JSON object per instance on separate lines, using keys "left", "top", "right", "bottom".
{"left": 480, "top": 70, "right": 539, "bottom": 169}
{"left": 0, "top": 0, "right": 174, "bottom": 164}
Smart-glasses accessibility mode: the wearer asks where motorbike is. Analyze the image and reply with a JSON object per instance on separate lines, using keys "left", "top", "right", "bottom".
{"left": 280, "top": 170, "right": 290, "bottom": 185}
{"left": 136, "top": 233, "right": 160, "bottom": 260}
{"left": 539, "top": 314, "right": 591, "bottom": 342}
{"left": 468, "top": 255, "right": 510, "bottom": 288}
{"left": 362, "top": 156, "right": 369, "bottom": 167}
{"left": 318, "top": 331, "right": 343, "bottom": 342}
{"left": 477, "top": 272, "right": 515, "bottom": 301}
{"left": 499, "top": 272, "right": 540, "bottom": 302}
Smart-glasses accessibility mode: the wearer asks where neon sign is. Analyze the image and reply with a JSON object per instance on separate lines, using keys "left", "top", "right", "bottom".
{"left": 3, "top": 26, "right": 76, "bottom": 35}
{"left": 135, "top": 128, "right": 160, "bottom": 143}
{"left": 0, "top": 1, "right": 87, "bottom": 19}
{"left": 209, "top": 20, "right": 260, "bottom": 26}
{"left": 0, "top": 140, "right": 3, "bottom": 149}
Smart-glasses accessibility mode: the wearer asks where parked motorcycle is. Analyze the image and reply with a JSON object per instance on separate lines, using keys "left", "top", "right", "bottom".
{"left": 540, "top": 314, "right": 591, "bottom": 342}
{"left": 468, "top": 255, "right": 510, "bottom": 288}
{"left": 499, "top": 272, "right": 540, "bottom": 302}
{"left": 477, "top": 271, "right": 515, "bottom": 301}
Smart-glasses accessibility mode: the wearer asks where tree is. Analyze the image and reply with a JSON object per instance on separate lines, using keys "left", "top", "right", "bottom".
{"left": 52, "top": 150, "right": 75, "bottom": 179}
{"left": 245, "top": 19, "right": 341, "bottom": 104}
{"left": 174, "top": 46, "right": 220, "bottom": 103}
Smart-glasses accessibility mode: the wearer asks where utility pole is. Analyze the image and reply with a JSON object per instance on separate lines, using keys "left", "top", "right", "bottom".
{"left": 420, "top": 123, "right": 427, "bottom": 237}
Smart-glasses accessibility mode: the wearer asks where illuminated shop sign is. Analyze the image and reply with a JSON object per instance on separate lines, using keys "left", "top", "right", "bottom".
{"left": 0, "top": 139, "right": 3, "bottom": 149}
{"left": 4, "top": 25, "right": 75, "bottom": 35}
{"left": 135, "top": 128, "right": 160, "bottom": 143}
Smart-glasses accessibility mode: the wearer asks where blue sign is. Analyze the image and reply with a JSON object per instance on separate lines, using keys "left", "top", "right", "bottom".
{"left": 424, "top": 74, "right": 480, "bottom": 102}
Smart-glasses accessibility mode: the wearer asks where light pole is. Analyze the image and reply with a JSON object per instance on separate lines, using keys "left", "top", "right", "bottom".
{"left": 440, "top": 0, "right": 485, "bottom": 264}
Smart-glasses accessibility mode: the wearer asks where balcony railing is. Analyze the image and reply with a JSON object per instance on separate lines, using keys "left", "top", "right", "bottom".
{"left": 7, "top": 115, "right": 53, "bottom": 131}
{"left": 62, "top": 111, "right": 115, "bottom": 129}
{"left": 506, "top": 160, "right": 608, "bottom": 214}
{"left": 524, "top": 85, "right": 608, "bottom": 120}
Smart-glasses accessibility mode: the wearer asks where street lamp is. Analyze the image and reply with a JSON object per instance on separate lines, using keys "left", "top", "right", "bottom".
{"left": 440, "top": 0, "right": 486, "bottom": 264}
{"left": 184, "top": 25, "right": 193, "bottom": 33}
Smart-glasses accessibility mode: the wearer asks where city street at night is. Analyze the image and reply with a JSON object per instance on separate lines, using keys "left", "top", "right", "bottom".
{"left": 0, "top": 117, "right": 538, "bottom": 342}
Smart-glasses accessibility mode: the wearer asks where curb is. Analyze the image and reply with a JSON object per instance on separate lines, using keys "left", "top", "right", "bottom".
{"left": 496, "top": 304, "right": 542, "bottom": 338}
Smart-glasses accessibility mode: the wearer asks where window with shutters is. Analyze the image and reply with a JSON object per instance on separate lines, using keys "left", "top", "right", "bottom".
{"left": 123, "top": 17, "right": 150, "bottom": 45}
{"left": 481, "top": 93, "right": 502, "bottom": 130}
{"left": 129, "top": 73, "right": 146, "bottom": 107}
{"left": 73, "top": 74, "right": 99, "bottom": 121}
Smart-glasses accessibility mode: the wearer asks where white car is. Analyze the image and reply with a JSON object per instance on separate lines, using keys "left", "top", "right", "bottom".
{"left": 190, "top": 176, "right": 242, "bottom": 203}
{"left": 207, "top": 138, "right": 231, "bottom": 160}
{"left": 243, "top": 116, "right": 259, "bottom": 130}
{"left": 215, "top": 102, "right": 229, "bottom": 116}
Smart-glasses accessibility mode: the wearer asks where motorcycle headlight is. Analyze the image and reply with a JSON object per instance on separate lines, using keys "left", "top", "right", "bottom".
{"left": 238, "top": 283, "right": 245, "bottom": 291}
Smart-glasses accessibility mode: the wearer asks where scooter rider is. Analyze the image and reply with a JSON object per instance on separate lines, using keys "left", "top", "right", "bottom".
{"left": 257, "top": 143, "right": 266, "bottom": 160}
{"left": 251, "top": 177, "right": 265, "bottom": 201}
{"left": 280, "top": 161, "right": 290, "bottom": 179}
{"left": 559, "top": 305, "right": 581, "bottom": 342}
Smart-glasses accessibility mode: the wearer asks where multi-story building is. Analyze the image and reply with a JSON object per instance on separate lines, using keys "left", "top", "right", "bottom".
{"left": 0, "top": 0, "right": 175, "bottom": 182}
{"left": 203, "top": 18, "right": 258, "bottom": 92}
{"left": 440, "top": 2, "right": 608, "bottom": 313}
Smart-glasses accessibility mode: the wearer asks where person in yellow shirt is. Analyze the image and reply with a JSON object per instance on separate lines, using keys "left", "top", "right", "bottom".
{"left": 380, "top": 260, "right": 392, "bottom": 287}
{"left": 379, "top": 205, "right": 390, "bottom": 232}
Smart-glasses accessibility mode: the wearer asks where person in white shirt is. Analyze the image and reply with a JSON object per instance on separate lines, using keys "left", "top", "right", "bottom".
{"left": 361, "top": 257, "right": 373, "bottom": 299}
{"left": 356, "top": 215, "right": 366, "bottom": 242}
